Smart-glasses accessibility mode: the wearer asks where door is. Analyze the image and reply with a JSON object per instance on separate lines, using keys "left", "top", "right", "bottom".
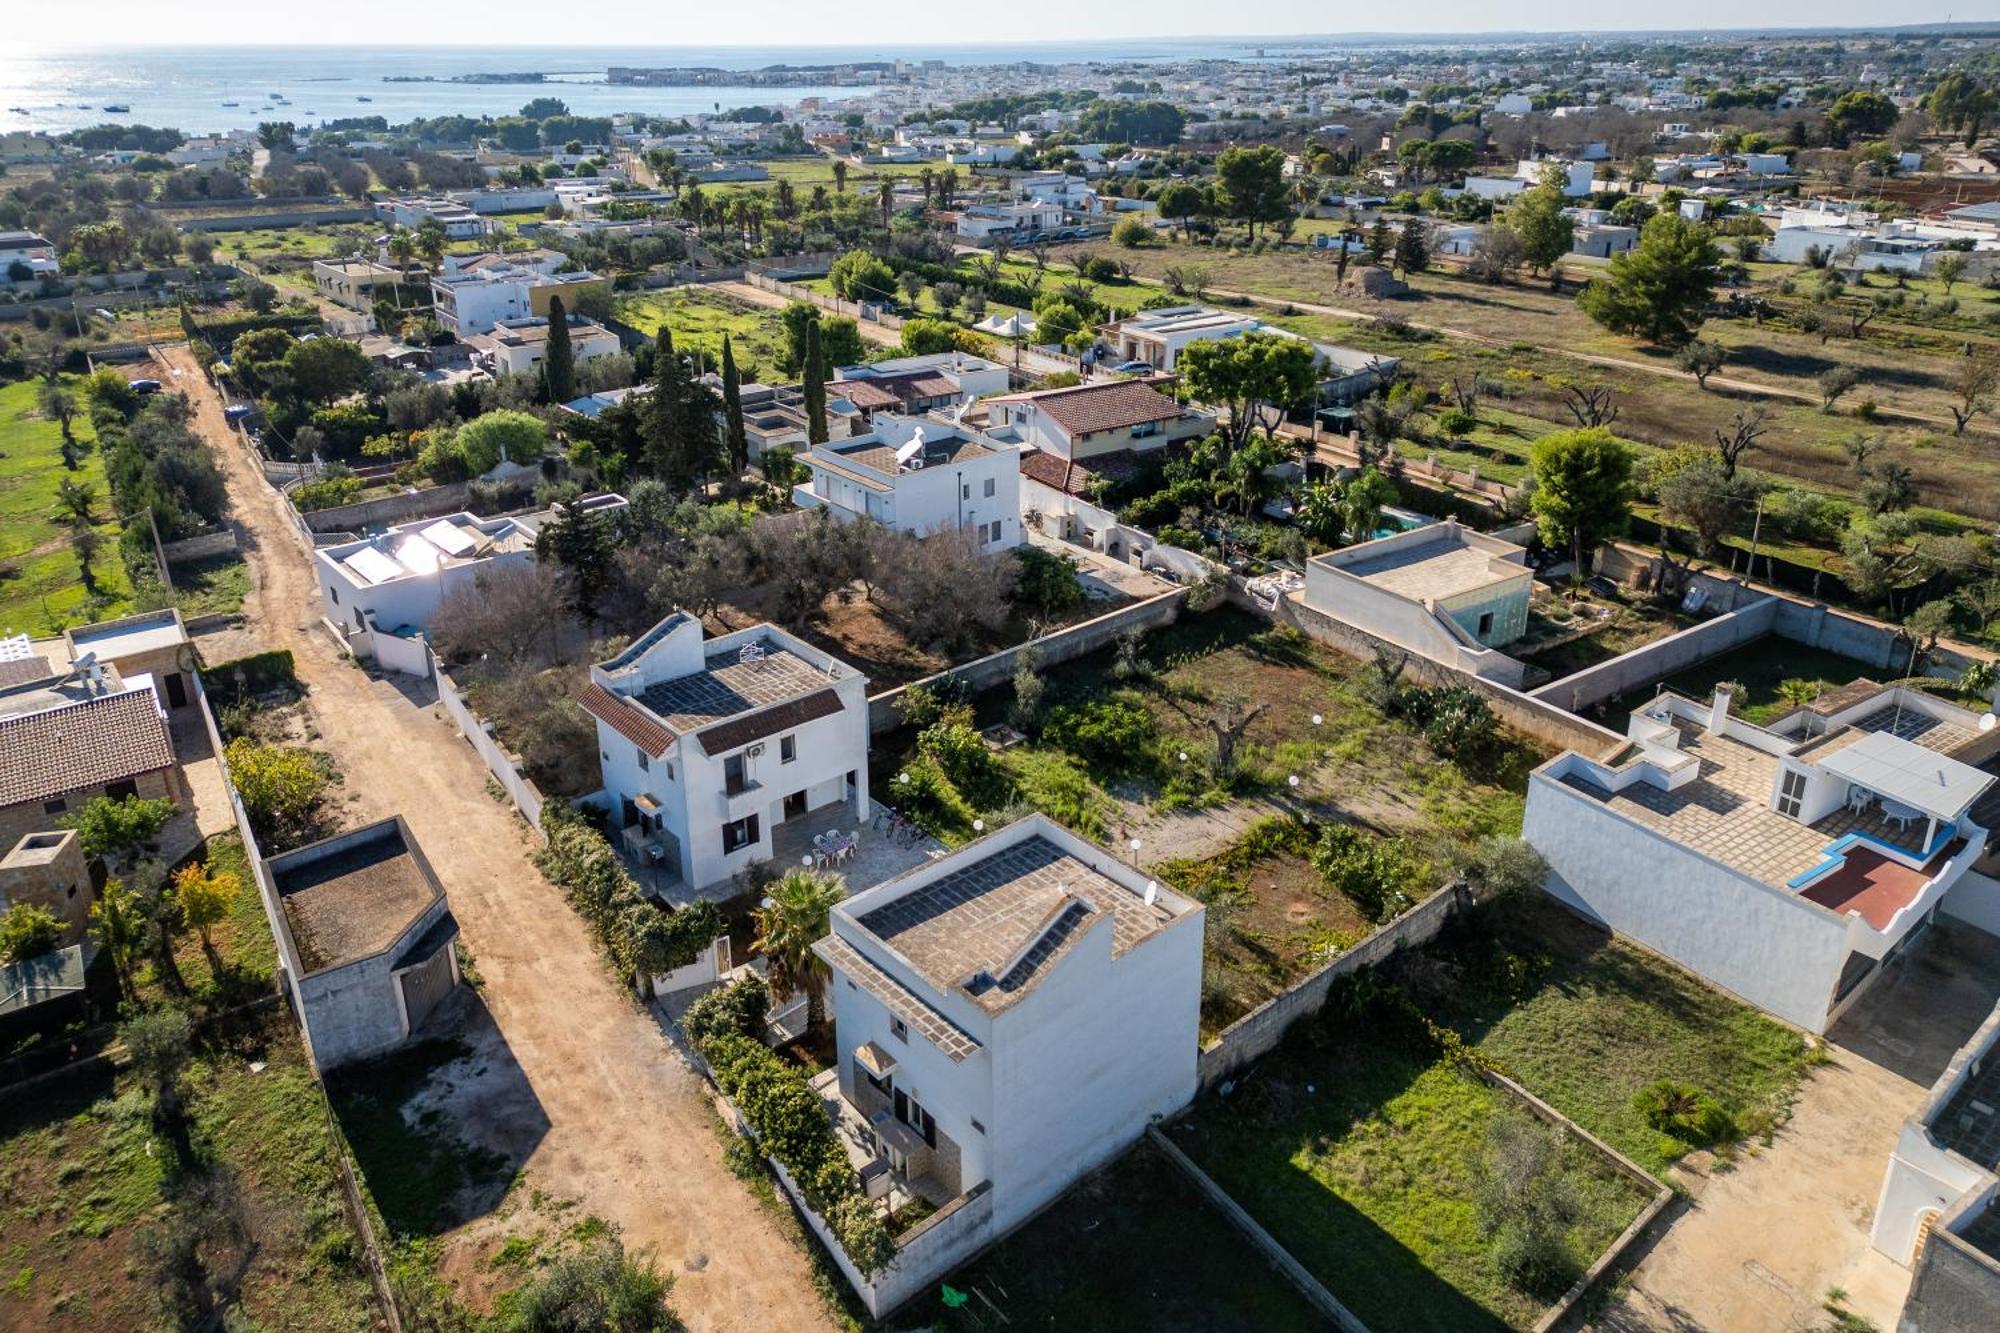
{"left": 783, "top": 790, "right": 807, "bottom": 820}
{"left": 163, "top": 671, "right": 187, "bottom": 708}
{"left": 399, "top": 945, "right": 455, "bottom": 1034}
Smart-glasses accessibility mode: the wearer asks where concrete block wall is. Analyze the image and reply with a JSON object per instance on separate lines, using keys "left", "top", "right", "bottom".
{"left": 301, "top": 481, "right": 474, "bottom": 534}
{"left": 867, "top": 589, "right": 1186, "bottom": 735}
{"left": 1528, "top": 596, "right": 1782, "bottom": 713}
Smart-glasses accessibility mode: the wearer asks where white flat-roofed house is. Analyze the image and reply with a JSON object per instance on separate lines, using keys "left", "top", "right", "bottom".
{"left": 832, "top": 351, "right": 1010, "bottom": 416}
{"left": 374, "top": 196, "right": 491, "bottom": 239}
{"left": 313, "top": 498, "right": 628, "bottom": 663}
{"left": 955, "top": 202, "right": 1063, "bottom": 240}
{"left": 794, "top": 414, "right": 1022, "bottom": 549}
{"left": 806, "top": 815, "right": 1203, "bottom": 1315}
{"left": 313, "top": 258, "right": 406, "bottom": 313}
{"left": 1524, "top": 683, "right": 2000, "bottom": 1035}
{"left": 1098, "top": 305, "right": 1401, "bottom": 407}
{"left": 430, "top": 260, "right": 608, "bottom": 336}
{"left": 465, "top": 315, "right": 622, "bottom": 377}
{"left": 0, "top": 231, "right": 59, "bottom": 279}
{"left": 579, "top": 613, "right": 871, "bottom": 897}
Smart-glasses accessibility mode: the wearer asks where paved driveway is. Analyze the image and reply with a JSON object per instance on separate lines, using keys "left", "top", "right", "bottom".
{"left": 1594, "top": 920, "right": 2000, "bottom": 1333}
{"left": 160, "top": 343, "right": 835, "bottom": 1332}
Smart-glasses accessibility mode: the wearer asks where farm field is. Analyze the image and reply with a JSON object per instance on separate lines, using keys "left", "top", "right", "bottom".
{"left": 0, "top": 375, "right": 135, "bottom": 634}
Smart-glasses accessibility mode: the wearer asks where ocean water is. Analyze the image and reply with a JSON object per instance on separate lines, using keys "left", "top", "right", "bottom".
{"left": 0, "top": 41, "right": 1286, "bottom": 137}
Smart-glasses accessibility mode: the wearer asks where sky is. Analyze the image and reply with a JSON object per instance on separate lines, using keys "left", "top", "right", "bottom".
{"left": 19, "top": 6, "right": 1980, "bottom": 50}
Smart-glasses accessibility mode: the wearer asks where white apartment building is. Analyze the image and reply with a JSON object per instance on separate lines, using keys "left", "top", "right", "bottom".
{"left": 580, "top": 614, "right": 872, "bottom": 897}
{"left": 808, "top": 815, "right": 1203, "bottom": 1314}
{"left": 794, "top": 414, "right": 1022, "bottom": 548}
{"left": 1524, "top": 684, "right": 2000, "bottom": 1034}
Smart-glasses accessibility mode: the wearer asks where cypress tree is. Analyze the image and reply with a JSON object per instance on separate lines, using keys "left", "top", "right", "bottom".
{"left": 646, "top": 327, "right": 685, "bottom": 481}
{"left": 543, "top": 294, "right": 576, "bottom": 405}
{"left": 721, "top": 334, "right": 748, "bottom": 475}
{"left": 802, "top": 318, "right": 828, "bottom": 445}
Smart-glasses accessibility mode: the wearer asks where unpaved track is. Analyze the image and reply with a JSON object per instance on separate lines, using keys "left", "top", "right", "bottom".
{"left": 157, "top": 343, "right": 834, "bottom": 1332}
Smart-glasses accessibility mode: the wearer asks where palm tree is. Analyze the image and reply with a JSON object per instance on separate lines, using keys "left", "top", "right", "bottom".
{"left": 386, "top": 228, "right": 416, "bottom": 272}
{"left": 832, "top": 159, "right": 849, "bottom": 194}
{"left": 877, "top": 180, "right": 894, "bottom": 227}
{"left": 752, "top": 869, "right": 845, "bottom": 1040}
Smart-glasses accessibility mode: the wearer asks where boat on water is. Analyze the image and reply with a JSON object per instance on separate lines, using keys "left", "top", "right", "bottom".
{"left": 221, "top": 100, "right": 240, "bottom": 107}
{"left": 6, "top": 107, "right": 27, "bottom": 115}
{"left": 356, "top": 95, "right": 373, "bottom": 102}
{"left": 102, "top": 104, "right": 130, "bottom": 113}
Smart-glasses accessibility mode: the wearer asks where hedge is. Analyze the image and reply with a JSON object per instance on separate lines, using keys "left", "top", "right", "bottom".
{"left": 689, "top": 978, "right": 898, "bottom": 1276}
{"left": 535, "top": 805, "right": 720, "bottom": 982}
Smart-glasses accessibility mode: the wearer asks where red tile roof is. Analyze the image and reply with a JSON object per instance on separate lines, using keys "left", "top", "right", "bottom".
{"left": 993, "top": 379, "right": 1184, "bottom": 437}
{"left": 834, "top": 373, "right": 961, "bottom": 413}
{"left": 1018, "top": 448, "right": 1147, "bottom": 497}
{"left": 579, "top": 682, "right": 675, "bottom": 757}
{"left": 0, "top": 687, "right": 176, "bottom": 808}
{"left": 695, "top": 688, "right": 844, "bottom": 757}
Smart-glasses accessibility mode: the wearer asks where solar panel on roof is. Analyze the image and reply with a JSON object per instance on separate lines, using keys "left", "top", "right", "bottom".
{"left": 341, "top": 546, "right": 404, "bottom": 586}
{"left": 419, "top": 520, "right": 478, "bottom": 558}
{"left": 391, "top": 534, "right": 443, "bottom": 576}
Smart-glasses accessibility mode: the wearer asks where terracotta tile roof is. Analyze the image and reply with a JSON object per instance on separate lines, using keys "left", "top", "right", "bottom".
{"left": 579, "top": 682, "right": 675, "bottom": 757}
{"left": 0, "top": 687, "right": 175, "bottom": 807}
{"left": 833, "top": 373, "right": 960, "bottom": 412}
{"left": 994, "top": 379, "right": 1184, "bottom": 437}
{"left": 695, "top": 688, "right": 844, "bottom": 757}
{"left": 1017, "top": 448, "right": 1145, "bottom": 497}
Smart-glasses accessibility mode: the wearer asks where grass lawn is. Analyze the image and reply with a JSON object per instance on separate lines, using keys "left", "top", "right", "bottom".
{"left": 891, "top": 1139, "right": 1327, "bottom": 1333}
{"left": 613, "top": 287, "right": 793, "bottom": 381}
{"left": 1408, "top": 896, "right": 1818, "bottom": 1177}
{"left": 0, "top": 1003, "right": 377, "bottom": 1331}
{"left": 169, "top": 553, "right": 251, "bottom": 619}
{"left": 1173, "top": 1014, "right": 1653, "bottom": 1333}
{"left": 0, "top": 375, "right": 135, "bottom": 634}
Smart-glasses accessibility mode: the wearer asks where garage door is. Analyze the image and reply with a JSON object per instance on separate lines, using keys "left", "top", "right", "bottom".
{"left": 399, "top": 945, "right": 455, "bottom": 1034}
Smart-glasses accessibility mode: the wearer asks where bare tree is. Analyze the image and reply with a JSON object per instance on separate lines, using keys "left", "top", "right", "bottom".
{"left": 431, "top": 564, "right": 586, "bottom": 671}
{"left": 1204, "top": 697, "right": 1270, "bottom": 782}
{"left": 1712, "top": 406, "right": 1768, "bottom": 479}
{"left": 1448, "top": 374, "right": 1484, "bottom": 415}
{"left": 875, "top": 529, "right": 1019, "bottom": 654}
{"left": 1948, "top": 355, "right": 1997, "bottom": 436}
{"left": 1561, "top": 385, "right": 1619, "bottom": 429}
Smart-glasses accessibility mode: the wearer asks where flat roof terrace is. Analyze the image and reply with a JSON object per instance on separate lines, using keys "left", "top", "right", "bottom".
{"left": 274, "top": 822, "right": 439, "bottom": 973}
{"left": 636, "top": 642, "right": 832, "bottom": 733}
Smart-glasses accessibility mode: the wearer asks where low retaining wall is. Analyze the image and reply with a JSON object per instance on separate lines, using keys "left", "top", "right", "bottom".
{"left": 177, "top": 206, "right": 375, "bottom": 232}
{"left": 867, "top": 589, "right": 1187, "bottom": 734}
{"left": 161, "top": 527, "right": 241, "bottom": 564}
{"left": 301, "top": 481, "right": 472, "bottom": 534}
{"left": 432, "top": 654, "right": 548, "bottom": 839}
{"left": 1147, "top": 1126, "right": 1371, "bottom": 1331}
{"left": 1198, "top": 883, "right": 1473, "bottom": 1090}
{"left": 1244, "top": 584, "right": 1625, "bottom": 759}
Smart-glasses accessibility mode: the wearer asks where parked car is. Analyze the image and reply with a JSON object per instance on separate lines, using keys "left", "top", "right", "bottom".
{"left": 130, "top": 378, "right": 162, "bottom": 394}
{"left": 1111, "top": 360, "right": 1154, "bottom": 374}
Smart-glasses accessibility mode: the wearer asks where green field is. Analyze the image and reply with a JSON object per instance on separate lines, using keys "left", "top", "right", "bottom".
{"left": 0, "top": 376, "right": 135, "bottom": 634}
{"left": 613, "top": 287, "right": 793, "bottom": 380}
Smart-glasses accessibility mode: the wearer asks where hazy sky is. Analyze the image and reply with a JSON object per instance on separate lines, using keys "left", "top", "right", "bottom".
{"left": 20, "top": 6, "right": 1976, "bottom": 49}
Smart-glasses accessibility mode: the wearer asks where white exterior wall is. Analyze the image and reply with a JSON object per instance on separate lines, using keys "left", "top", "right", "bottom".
{"left": 486, "top": 327, "right": 622, "bottom": 377}
{"left": 315, "top": 545, "right": 536, "bottom": 637}
{"left": 1523, "top": 772, "right": 1856, "bottom": 1032}
{"left": 1872, "top": 1004, "right": 2000, "bottom": 1265}
{"left": 436, "top": 277, "right": 532, "bottom": 335}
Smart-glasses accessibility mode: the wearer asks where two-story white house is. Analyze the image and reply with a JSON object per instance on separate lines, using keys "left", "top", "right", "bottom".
{"left": 430, "top": 259, "right": 608, "bottom": 336}
{"left": 465, "top": 315, "right": 623, "bottom": 377}
{"left": 1524, "top": 683, "right": 2000, "bottom": 1034}
{"left": 806, "top": 815, "right": 1203, "bottom": 1314}
{"left": 982, "top": 377, "right": 1212, "bottom": 464}
{"left": 0, "top": 230, "right": 60, "bottom": 278}
{"left": 794, "top": 415, "right": 1022, "bottom": 549}
{"left": 830, "top": 351, "right": 1010, "bottom": 421}
{"left": 580, "top": 613, "right": 872, "bottom": 897}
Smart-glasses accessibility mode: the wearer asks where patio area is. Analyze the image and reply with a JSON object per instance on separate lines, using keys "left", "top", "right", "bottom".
{"left": 771, "top": 799, "right": 945, "bottom": 893}
{"left": 810, "top": 1066, "right": 959, "bottom": 1215}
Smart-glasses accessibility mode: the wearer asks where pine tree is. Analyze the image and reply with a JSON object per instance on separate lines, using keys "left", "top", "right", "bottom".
{"left": 1394, "top": 219, "right": 1430, "bottom": 277}
{"left": 543, "top": 294, "right": 576, "bottom": 405}
{"left": 802, "top": 318, "right": 828, "bottom": 445}
{"left": 721, "top": 334, "right": 748, "bottom": 475}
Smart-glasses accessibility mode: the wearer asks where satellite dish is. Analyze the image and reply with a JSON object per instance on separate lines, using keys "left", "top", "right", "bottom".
{"left": 1981, "top": 713, "right": 1997, "bottom": 733}
{"left": 895, "top": 425, "right": 927, "bottom": 470}
{"left": 1143, "top": 881, "right": 1158, "bottom": 907}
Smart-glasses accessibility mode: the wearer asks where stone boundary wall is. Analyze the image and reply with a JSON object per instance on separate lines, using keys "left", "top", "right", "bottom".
{"left": 866, "top": 589, "right": 1187, "bottom": 735}
{"left": 161, "top": 527, "right": 241, "bottom": 564}
{"left": 432, "top": 652, "right": 549, "bottom": 839}
{"left": 299, "top": 481, "right": 473, "bottom": 534}
{"left": 1529, "top": 596, "right": 1783, "bottom": 714}
{"left": 1198, "top": 883, "right": 1473, "bottom": 1090}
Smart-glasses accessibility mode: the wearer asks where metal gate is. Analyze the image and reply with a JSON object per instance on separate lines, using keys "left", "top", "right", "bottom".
{"left": 398, "top": 945, "right": 455, "bottom": 1034}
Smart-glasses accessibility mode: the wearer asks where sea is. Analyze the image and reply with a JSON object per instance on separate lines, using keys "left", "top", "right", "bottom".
{"left": 0, "top": 41, "right": 1301, "bottom": 138}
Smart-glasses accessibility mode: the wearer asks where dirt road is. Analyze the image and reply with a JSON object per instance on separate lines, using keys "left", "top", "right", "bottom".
{"left": 156, "top": 343, "right": 835, "bottom": 1332}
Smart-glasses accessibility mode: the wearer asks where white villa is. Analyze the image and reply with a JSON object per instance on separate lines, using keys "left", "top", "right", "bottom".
{"left": 465, "top": 315, "right": 622, "bottom": 378}
{"left": 806, "top": 815, "right": 1203, "bottom": 1314}
{"left": 794, "top": 415, "right": 1022, "bottom": 549}
{"left": 984, "top": 378, "right": 1212, "bottom": 464}
{"left": 1524, "top": 683, "right": 2000, "bottom": 1034}
{"left": 579, "top": 613, "right": 872, "bottom": 898}
{"left": 831, "top": 351, "right": 1011, "bottom": 420}
{"left": 313, "top": 497, "right": 628, "bottom": 664}
{"left": 431, "top": 257, "right": 608, "bottom": 335}
{"left": 1097, "top": 305, "right": 1400, "bottom": 404}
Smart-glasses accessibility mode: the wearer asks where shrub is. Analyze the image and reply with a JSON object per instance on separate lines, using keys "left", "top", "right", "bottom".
{"left": 1007, "top": 749, "right": 1114, "bottom": 839}
{"left": 1312, "top": 824, "right": 1422, "bottom": 921}
{"left": 1472, "top": 836, "right": 1548, "bottom": 898}
{"left": 1112, "top": 217, "right": 1153, "bottom": 248}
{"left": 1633, "top": 1080, "right": 1736, "bottom": 1146}
{"left": 1043, "top": 698, "right": 1158, "bottom": 773}
{"left": 1395, "top": 684, "right": 1500, "bottom": 765}
{"left": 289, "top": 474, "right": 365, "bottom": 513}
{"left": 1435, "top": 407, "right": 1477, "bottom": 439}
{"left": 917, "top": 720, "right": 1008, "bottom": 809}
{"left": 223, "top": 739, "right": 334, "bottom": 851}
{"left": 1478, "top": 1119, "right": 1583, "bottom": 1299}
{"left": 684, "top": 976, "right": 770, "bottom": 1047}
{"left": 1012, "top": 545, "right": 1084, "bottom": 615}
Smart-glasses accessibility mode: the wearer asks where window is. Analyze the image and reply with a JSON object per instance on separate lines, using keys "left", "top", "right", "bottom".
{"left": 105, "top": 780, "right": 138, "bottom": 801}
{"left": 896, "top": 1091, "right": 938, "bottom": 1148}
{"left": 962, "top": 483, "right": 971, "bottom": 500}
{"left": 42, "top": 798, "right": 66, "bottom": 816}
{"left": 1131, "top": 420, "right": 1162, "bottom": 440}
{"left": 1777, "top": 767, "right": 1807, "bottom": 819}
{"left": 724, "top": 754, "right": 748, "bottom": 795}
{"left": 636, "top": 749, "right": 649, "bottom": 771}
{"left": 780, "top": 735, "right": 796, "bottom": 764}
{"left": 890, "top": 1016, "right": 908, "bottom": 1043}
{"left": 1476, "top": 611, "right": 1495, "bottom": 639}
{"left": 721, "top": 813, "right": 760, "bottom": 854}
{"left": 983, "top": 477, "right": 996, "bottom": 498}
{"left": 328, "top": 585, "right": 339, "bottom": 605}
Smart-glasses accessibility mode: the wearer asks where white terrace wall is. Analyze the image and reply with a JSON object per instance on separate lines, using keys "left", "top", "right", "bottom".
{"left": 1528, "top": 596, "right": 1782, "bottom": 714}
{"left": 1242, "top": 583, "right": 1627, "bottom": 759}
{"left": 868, "top": 589, "right": 1187, "bottom": 734}
{"left": 299, "top": 482, "right": 474, "bottom": 535}
{"left": 431, "top": 651, "right": 548, "bottom": 838}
